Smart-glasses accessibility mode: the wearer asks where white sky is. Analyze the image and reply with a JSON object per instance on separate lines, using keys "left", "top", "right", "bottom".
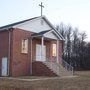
{"left": 0, "top": 0, "right": 90, "bottom": 41}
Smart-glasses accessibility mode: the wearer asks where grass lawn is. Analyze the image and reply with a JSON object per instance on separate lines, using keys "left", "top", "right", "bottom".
{"left": 1, "top": 70, "right": 90, "bottom": 80}
{"left": 15, "top": 70, "right": 90, "bottom": 79}
{"left": 75, "top": 71, "right": 90, "bottom": 79}
{"left": 5, "top": 70, "right": 89, "bottom": 80}
{"left": 0, "top": 71, "right": 90, "bottom": 90}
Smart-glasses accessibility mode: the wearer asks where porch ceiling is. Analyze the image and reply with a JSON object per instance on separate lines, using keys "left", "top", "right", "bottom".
{"left": 32, "top": 36, "right": 56, "bottom": 41}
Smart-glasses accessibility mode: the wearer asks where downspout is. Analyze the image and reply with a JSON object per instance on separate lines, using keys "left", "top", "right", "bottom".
{"left": 7, "top": 28, "right": 12, "bottom": 76}
{"left": 30, "top": 37, "right": 32, "bottom": 75}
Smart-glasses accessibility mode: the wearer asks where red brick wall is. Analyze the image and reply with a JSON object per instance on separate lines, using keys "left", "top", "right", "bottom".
{"left": 11, "top": 29, "right": 63, "bottom": 76}
{"left": 11, "top": 28, "right": 33, "bottom": 77}
{"left": 0, "top": 28, "right": 63, "bottom": 77}
{"left": 0, "top": 30, "right": 9, "bottom": 76}
{"left": 32, "top": 61, "right": 57, "bottom": 76}
{"left": 32, "top": 39, "right": 51, "bottom": 61}
{"left": 32, "top": 39, "right": 63, "bottom": 62}
{"left": 31, "top": 40, "right": 63, "bottom": 77}
{"left": 51, "top": 40, "right": 63, "bottom": 63}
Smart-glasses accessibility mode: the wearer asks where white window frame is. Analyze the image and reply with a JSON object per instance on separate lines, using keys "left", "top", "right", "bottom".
{"left": 52, "top": 43, "right": 57, "bottom": 56}
{"left": 21, "top": 39, "right": 28, "bottom": 53}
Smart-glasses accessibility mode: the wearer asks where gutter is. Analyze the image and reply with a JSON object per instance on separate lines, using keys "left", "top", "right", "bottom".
{"left": 7, "top": 28, "right": 13, "bottom": 76}
{"left": 30, "top": 37, "right": 33, "bottom": 75}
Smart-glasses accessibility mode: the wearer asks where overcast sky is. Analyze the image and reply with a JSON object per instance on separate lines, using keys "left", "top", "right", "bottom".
{"left": 0, "top": 0, "right": 90, "bottom": 41}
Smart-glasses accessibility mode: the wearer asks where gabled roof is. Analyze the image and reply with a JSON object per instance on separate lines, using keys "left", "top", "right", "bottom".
{"left": 0, "top": 16, "right": 65, "bottom": 40}
{"left": 31, "top": 29, "right": 60, "bottom": 40}
{"left": 0, "top": 16, "right": 39, "bottom": 30}
{"left": 42, "top": 16, "right": 65, "bottom": 41}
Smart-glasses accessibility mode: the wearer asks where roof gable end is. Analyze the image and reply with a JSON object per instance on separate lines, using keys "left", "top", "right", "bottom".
{"left": 0, "top": 16, "right": 64, "bottom": 40}
{"left": 13, "top": 16, "right": 52, "bottom": 33}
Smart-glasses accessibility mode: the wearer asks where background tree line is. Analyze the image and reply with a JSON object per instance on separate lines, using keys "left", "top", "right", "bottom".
{"left": 56, "top": 23, "right": 90, "bottom": 70}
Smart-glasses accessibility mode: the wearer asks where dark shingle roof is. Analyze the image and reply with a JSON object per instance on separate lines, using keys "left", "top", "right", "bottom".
{"left": 0, "top": 16, "right": 39, "bottom": 30}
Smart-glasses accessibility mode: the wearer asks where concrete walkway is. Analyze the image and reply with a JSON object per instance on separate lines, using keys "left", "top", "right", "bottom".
{"left": 0, "top": 76, "right": 77, "bottom": 81}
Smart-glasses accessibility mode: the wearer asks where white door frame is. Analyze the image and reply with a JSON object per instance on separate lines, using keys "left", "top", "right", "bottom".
{"left": 36, "top": 44, "right": 42, "bottom": 61}
{"left": 1, "top": 57, "right": 8, "bottom": 76}
{"left": 36, "top": 44, "right": 46, "bottom": 61}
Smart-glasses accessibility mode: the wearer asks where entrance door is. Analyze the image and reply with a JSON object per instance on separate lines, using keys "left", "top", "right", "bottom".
{"left": 36, "top": 44, "right": 46, "bottom": 61}
{"left": 2, "top": 57, "right": 8, "bottom": 76}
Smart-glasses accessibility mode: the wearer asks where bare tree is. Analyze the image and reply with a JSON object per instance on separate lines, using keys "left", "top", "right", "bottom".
{"left": 56, "top": 23, "right": 90, "bottom": 70}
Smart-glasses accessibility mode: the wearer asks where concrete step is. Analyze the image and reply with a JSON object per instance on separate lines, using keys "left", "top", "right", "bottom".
{"left": 32, "top": 61, "right": 57, "bottom": 77}
{"left": 43, "top": 62, "right": 73, "bottom": 77}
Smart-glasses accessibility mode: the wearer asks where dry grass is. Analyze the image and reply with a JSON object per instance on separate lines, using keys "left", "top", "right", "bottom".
{"left": 0, "top": 71, "right": 90, "bottom": 90}
{"left": 75, "top": 70, "right": 90, "bottom": 78}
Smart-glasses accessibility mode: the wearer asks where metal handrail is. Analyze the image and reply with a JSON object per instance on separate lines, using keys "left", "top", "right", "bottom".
{"left": 43, "top": 59, "right": 60, "bottom": 76}
{"left": 34, "top": 56, "right": 74, "bottom": 76}
{"left": 62, "top": 59, "right": 74, "bottom": 75}
{"left": 34, "top": 56, "right": 60, "bottom": 76}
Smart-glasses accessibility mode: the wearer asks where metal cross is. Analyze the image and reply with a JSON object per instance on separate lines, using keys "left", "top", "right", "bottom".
{"left": 39, "top": 2, "right": 44, "bottom": 16}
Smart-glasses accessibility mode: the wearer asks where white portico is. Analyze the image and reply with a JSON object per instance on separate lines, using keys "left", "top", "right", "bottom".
{"left": 31, "top": 29, "right": 61, "bottom": 63}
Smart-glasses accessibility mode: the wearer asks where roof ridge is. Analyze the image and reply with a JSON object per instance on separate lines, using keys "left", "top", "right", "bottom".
{"left": 0, "top": 16, "right": 42, "bottom": 30}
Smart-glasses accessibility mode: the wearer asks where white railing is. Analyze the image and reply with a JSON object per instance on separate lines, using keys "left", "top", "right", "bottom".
{"left": 62, "top": 59, "right": 74, "bottom": 75}
{"left": 34, "top": 56, "right": 60, "bottom": 76}
{"left": 34, "top": 56, "right": 74, "bottom": 76}
{"left": 43, "top": 61, "right": 60, "bottom": 76}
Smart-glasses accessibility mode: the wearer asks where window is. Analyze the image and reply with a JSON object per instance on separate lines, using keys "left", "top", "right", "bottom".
{"left": 21, "top": 39, "right": 28, "bottom": 53}
{"left": 52, "top": 44, "right": 57, "bottom": 56}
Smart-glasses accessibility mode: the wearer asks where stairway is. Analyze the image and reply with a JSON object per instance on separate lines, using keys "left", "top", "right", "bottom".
{"left": 42, "top": 61, "right": 74, "bottom": 77}
{"left": 32, "top": 61, "right": 57, "bottom": 76}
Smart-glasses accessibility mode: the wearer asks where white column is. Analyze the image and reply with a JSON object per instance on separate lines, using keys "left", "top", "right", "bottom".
{"left": 57, "top": 40, "right": 59, "bottom": 63}
{"left": 41, "top": 37, "right": 44, "bottom": 60}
